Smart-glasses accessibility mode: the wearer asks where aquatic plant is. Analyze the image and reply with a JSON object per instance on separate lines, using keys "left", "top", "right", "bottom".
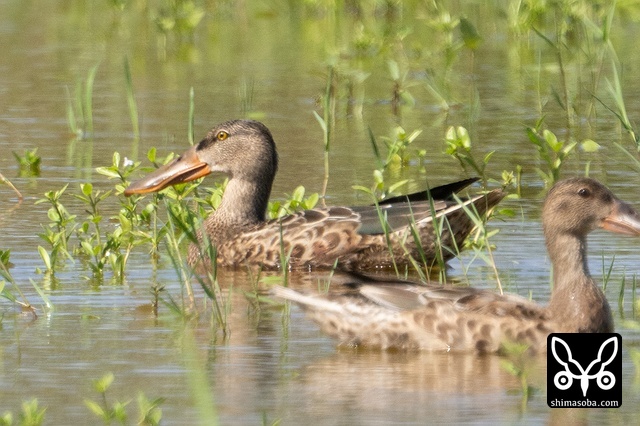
{"left": 525, "top": 123, "right": 576, "bottom": 187}
{"left": 0, "top": 250, "right": 10, "bottom": 269}
{"left": 445, "top": 125, "right": 493, "bottom": 183}
{"left": 388, "top": 59, "right": 416, "bottom": 116}
{"left": 97, "top": 150, "right": 171, "bottom": 260}
{"left": 597, "top": 59, "right": 640, "bottom": 149}
{"left": 84, "top": 373, "right": 164, "bottom": 425}
{"left": 0, "top": 172, "right": 22, "bottom": 201}
{"left": 74, "top": 183, "right": 114, "bottom": 279}
{"left": 0, "top": 257, "right": 36, "bottom": 315}
{"left": 163, "top": 198, "right": 231, "bottom": 330}
{"left": 12, "top": 148, "right": 41, "bottom": 177}
{"left": 500, "top": 341, "right": 538, "bottom": 409}
{"left": 0, "top": 398, "right": 46, "bottom": 426}
{"left": 155, "top": 0, "right": 205, "bottom": 36}
{"left": 35, "top": 185, "right": 77, "bottom": 273}
{"left": 65, "top": 64, "right": 98, "bottom": 139}
{"left": 123, "top": 56, "right": 140, "bottom": 140}
{"left": 362, "top": 127, "right": 418, "bottom": 200}
{"left": 313, "top": 65, "right": 336, "bottom": 204}
{"left": 267, "top": 186, "right": 318, "bottom": 219}
{"left": 0, "top": 374, "right": 166, "bottom": 426}
{"left": 378, "top": 125, "right": 423, "bottom": 172}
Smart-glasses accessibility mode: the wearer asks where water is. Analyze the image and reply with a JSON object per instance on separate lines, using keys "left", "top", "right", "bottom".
{"left": 1, "top": 1, "right": 640, "bottom": 424}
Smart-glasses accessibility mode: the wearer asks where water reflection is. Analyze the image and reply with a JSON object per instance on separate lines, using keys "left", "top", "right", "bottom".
{"left": 278, "top": 350, "right": 543, "bottom": 424}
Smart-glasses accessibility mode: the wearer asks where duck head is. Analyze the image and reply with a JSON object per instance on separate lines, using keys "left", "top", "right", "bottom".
{"left": 124, "top": 120, "right": 279, "bottom": 196}
{"left": 542, "top": 177, "right": 640, "bottom": 239}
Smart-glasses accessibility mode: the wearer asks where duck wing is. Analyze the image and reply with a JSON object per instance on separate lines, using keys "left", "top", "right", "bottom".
{"left": 357, "top": 282, "right": 546, "bottom": 321}
{"left": 353, "top": 189, "right": 504, "bottom": 236}
{"left": 351, "top": 200, "right": 449, "bottom": 235}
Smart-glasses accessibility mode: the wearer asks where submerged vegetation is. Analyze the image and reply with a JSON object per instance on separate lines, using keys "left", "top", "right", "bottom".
{"left": 4, "top": 0, "right": 640, "bottom": 422}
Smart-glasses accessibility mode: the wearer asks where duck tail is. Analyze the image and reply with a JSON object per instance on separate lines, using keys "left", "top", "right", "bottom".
{"left": 270, "top": 286, "right": 342, "bottom": 313}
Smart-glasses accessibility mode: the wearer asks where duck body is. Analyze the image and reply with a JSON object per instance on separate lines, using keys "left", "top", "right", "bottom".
{"left": 125, "top": 119, "right": 504, "bottom": 270}
{"left": 272, "top": 178, "right": 640, "bottom": 353}
{"left": 191, "top": 193, "right": 504, "bottom": 269}
{"left": 273, "top": 282, "right": 554, "bottom": 353}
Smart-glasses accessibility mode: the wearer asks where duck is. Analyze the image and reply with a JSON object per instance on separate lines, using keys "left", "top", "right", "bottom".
{"left": 124, "top": 119, "right": 504, "bottom": 270}
{"left": 271, "top": 178, "right": 640, "bottom": 353}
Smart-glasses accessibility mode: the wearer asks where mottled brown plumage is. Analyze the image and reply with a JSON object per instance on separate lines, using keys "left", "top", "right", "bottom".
{"left": 272, "top": 178, "right": 640, "bottom": 353}
{"left": 125, "top": 119, "right": 504, "bottom": 270}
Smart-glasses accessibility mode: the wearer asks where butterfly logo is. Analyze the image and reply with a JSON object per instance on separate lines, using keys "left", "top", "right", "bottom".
{"left": 551, "top": 336, "right": 618, "bottom": 397}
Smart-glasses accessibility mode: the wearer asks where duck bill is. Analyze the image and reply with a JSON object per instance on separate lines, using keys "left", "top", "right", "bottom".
{"left": 124, "top": 146, "right": 211, "bottom": 196}
{"left": 601, "top": 200, "right": 640, "bottom": 236}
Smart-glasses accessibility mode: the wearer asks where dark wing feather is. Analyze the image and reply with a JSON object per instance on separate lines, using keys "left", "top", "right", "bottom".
{"left": 377, "top": 177, "right": 480, "bottom": 205}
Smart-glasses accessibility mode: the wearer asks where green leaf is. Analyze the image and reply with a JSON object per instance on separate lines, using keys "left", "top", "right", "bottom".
{"left": 94, "top": 373, "right": 114, "bottom": 393}
{"left": 305, "top": 192, "right": 319, "bottom": 209}
{"left": 452, "top": 126, "right": 471, "bottom": 149}
{"left": 387, "top": 59, "right": 400, "bottom": 81}
{"left": 388, "top": 179, "right": 409, "bottom": 194}
{"left": 352, "top": 185, "right": 374, "bottom": 196}
{"left": 31, "top": 278, "right": 54, "bottom": 311}
{"left": 500, "top": 360, "right": 519, "bottom": 376}
{"left": 147, "top": 147, "right": 157, "bottom": 163}
{"left": 312, "top": 111, "right": 327, "bottom": 133}
{"left": 562, "top": 141, "right": 577, "bottom": 156}
{"left": 113, "top": 401, "right": 129, "bottom": 422}
{"left": 373, "top": 169, "right": 384, "bottom": 185}
{"left": 525, "top": 127, "right": 543, "bottom": 148}
{"left": 38, "top": 246, "right": 51, "bottom": 270}
{"left": 291, "top": 186, "right": 305, "bottom": 202}
{"left": 543, "top": 129, "right": 561, "bottom": 152}
{"left": 84, "top": 399, "right": 106, "bottom": 418}
{"left": 445, "top": 126, "right": 456, "bottom": 143}
{"left": 483, "top": 151, "right": 495, "bottom": 165}
{"left": 581, "top": 139, "right": 601, "bottom": 152}
{"left": 47, "top": 208, "right": 61, "bottom": 222}
{"left": 459, "top": 17, "right": 481, "bottom": 50}
{"left": 80, "top": 183, "right": 93, "bottom": 196}
{"left": 112, "top": 151, "right": 121, "bottom": 168}
{"left": 80, "top": 241, "right": 94, "bottom": 256}
{"left": 95, "top": 167, "right": 120, "bottom": 179}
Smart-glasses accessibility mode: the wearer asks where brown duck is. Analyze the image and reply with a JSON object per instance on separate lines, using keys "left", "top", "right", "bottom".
{"left": 125, "top": 119, "right": 504, "bottom": 270}
{"left": 272, "top": 178, "right": 640, "bottom": 353}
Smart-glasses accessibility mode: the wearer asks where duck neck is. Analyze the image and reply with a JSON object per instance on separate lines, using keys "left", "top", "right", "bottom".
{"left": 213, "top": 175, "right": 272, "bottom": 228}
{"left": 546, "top": 232, "right": 612, "bottom": 332}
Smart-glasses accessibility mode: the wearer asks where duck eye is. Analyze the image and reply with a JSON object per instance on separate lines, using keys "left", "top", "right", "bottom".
{"left": 578, "top": 188, "right": 591, "bottom": 198}
{"left": 216, "top": 131, "right": 229, "bottom": 141}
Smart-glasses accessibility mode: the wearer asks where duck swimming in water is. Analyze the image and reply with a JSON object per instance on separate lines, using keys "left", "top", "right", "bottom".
{"left": 272, "top": 178, "right": 640, "bottom": 353}
{"left": 125, "top": 119, "right": 504, "bottom": 270}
